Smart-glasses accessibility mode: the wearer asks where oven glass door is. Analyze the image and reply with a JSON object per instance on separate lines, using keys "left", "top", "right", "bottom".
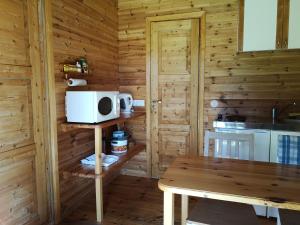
{"left": 98, "top": 97, "right": 113, "bottom": 115}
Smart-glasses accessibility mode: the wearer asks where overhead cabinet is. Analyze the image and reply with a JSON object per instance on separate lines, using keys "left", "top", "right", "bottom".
{"left": 288, "top": 0, "right": 300, "bottom": 49}
{"left": 239, "top": 0, "right": 300, "bottom": 52}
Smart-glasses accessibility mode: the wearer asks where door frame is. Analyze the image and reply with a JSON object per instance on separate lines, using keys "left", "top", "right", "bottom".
{"left": 27, "top": 0, "right": 50, "bottom": 223}
{"left": 4, "top": 0, "right": 56, "bottom": 224}
{"left": 145, "top": 12, "right": 206, "bottom": 177}
{"left": 37, "top": 0, "right": 61, "bottom": 223}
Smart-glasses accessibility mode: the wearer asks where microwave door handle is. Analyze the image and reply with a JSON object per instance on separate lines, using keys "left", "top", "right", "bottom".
{"left": 128, "top": 97, "right": 133, "bottom": 108}
{"left": 116, "top": 96, "right": 120, "bottom": 114}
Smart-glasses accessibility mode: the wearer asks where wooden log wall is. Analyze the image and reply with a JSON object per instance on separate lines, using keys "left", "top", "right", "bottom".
{"left": 51, "top": 0, "right": 118, "bottom": 217}
{"left": 0, "top": 0, "right": 48, "bottom": 224}
{"left": 118, "top": 0, "right": 300, "bottom": 173}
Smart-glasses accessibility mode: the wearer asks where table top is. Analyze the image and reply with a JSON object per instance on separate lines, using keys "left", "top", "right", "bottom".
{"left": 158, "top": 156, "right": 300, "bottom": 211}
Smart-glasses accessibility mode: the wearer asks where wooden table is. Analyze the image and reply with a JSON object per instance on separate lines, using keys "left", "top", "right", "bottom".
{"left": 158, "top": 156, "right": 300, "bottom": 225}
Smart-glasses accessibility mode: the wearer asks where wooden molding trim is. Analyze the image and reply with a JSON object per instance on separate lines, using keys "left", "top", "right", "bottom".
{"left": 40, "top": 0, "right": 61, "bottom": 223}
{"left": 190, "top": 19, "right": 201, "bottom": 156}
{"left": 282, "top": 0, "right": 290, "bottom": 49}
{"left": 145, "top": 18, "right": 152, "bottom": 177}
{"left": 276, "top": 0, "right": 285, "bottom": 49}
{"left": 146, "top": 11, "right": 205, "bottom": 23}
{"left": 198, "top": 15, "right": 206, "bottom": 156}
{"left": 27, "top": 0, "right": 49, "bottom": 222}
{"left": 238, "top": 0, "right": 245, "bottom": 52}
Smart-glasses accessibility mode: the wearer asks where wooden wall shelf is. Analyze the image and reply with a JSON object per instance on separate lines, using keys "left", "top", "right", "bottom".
{"left": 63, "top": 143, "right": 145, "bottom": 179}
{"left": 60, "top": 111, "right": 145, "bottom": 222}
{"left": 61, "top": 112, "right": 145, "bottom": 132}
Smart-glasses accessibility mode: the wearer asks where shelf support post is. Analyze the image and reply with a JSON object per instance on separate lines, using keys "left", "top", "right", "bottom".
{"left": 181, "top": 194, "right": 188, "bottom": 225}
{"left": 95, "top": 127, "right": 103, "bottom": 222}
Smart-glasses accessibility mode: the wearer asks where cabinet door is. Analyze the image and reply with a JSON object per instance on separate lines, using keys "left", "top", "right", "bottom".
{"left": 268, "top": 130, "right": 300, "bottom": 218}
{"left": 270, "top": 130, "right": 300, "bottom": 164}
{"left": 241, "top": 0, "right": 278, "bottom": 51}
{"left": 288, "top": 0, "right": 300, "bottom": 49}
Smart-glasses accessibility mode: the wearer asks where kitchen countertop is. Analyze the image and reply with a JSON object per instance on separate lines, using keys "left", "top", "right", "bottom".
{"left": 213, "top": 121, "right": 300, "bottom": 132}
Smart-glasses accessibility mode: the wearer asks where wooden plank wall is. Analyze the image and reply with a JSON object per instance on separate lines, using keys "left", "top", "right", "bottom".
{"left": 51, "top": 0, "right": 118, "bottom": 216}
{"left": 118, "top": 0, "right": 300, "bottom": 174}
{"left": 0, "top": 0, "right": 48, "bottom": 224}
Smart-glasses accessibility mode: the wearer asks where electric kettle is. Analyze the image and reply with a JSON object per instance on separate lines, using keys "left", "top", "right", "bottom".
{"left": 118, "top": 93, "right": 133, "bottom": 114}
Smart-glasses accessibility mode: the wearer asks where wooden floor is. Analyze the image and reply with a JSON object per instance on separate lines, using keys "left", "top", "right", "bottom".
{"left": 60, "top": 175, "right": 276, "bottom": 225}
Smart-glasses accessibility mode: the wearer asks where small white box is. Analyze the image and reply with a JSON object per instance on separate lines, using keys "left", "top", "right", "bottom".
{"left": 133, "top": 99, "right": 145, "bottom": 107}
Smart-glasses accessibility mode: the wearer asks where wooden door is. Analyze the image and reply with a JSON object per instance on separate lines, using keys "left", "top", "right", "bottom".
{"left": 0, "top": 1, "right": 48, "bottom": 224}
{"left": 150, "top": 19, "right": 200, "bottom": 177}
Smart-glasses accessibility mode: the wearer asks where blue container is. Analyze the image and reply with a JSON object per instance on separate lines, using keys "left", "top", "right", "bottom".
{"left": 113, "top": 131, "right": 125, "bottom": 139}
{"left": 112, "top": 130, "right": 128, "bottom": 140}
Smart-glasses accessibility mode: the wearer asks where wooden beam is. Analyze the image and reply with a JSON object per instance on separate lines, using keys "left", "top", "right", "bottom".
{"left": 164, "top": 191, "right": 174, "bottom": 225}
{"left": 95, "top": 127, "right": 103, "bottom": 222}
{"left": 146, "top": 11, "right": 205, "bottom": 22}
{"left": 41, "top": 0, "right": 61, "bottom": 223}
{"left": 146, "top": 18, "right": 152, "bottom": 178}
{"left": 198, "top": 14, "right": 206, "bottom": 156}
{"left": 276, "top": 0, "right": 285, "bottom": 49}
{"left": 282, "top": 0, "right": 290, "bottom": 49}
{"left": 181, "top": 195, "right": 189, "bottom": 225}
{"left": 190, "top": 19, "right": 200, "bottom": 156}
{"left": 238, "top": 0, "right": 245, "bottom": 52}
{"left": 27, "top": 0, "right": 49, "bottom": 222}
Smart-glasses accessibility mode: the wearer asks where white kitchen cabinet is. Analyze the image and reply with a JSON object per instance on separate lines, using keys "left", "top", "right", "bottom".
{"left": 239, "top": 0, "right": 300, "bottom": 51}
{"left": 288, "top": 0, "right": 300, "bottom": 49}
{"left": 270, "top": 130, "right": 300, "bottom": 163}
{"left": 269, "top": 130, "right": 300, "bottom": 219}
{"left": 241, "top": 0, "right": 278, "bottom": 52}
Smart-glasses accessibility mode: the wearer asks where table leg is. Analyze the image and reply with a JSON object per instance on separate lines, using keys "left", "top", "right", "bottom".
{"left": 181, "top": 195, "right": 188, "bottom": 225}
{"left": 164, "top": 191, "right": 174, "bottom": 225}
{"left": 95, "top": 127, "right": 103, "bottom": 222}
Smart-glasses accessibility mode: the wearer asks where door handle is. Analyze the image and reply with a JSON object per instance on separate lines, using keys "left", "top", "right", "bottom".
{"left": 152, "top": 100, "right": 162, "bottom": 104}
{"left": 151, "top": 100, "right": 162, "bottom": 112}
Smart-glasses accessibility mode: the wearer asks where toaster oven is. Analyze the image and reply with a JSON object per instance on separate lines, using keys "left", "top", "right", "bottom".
{"left": 66, "top": 91, "right": 120, "bottom": 123}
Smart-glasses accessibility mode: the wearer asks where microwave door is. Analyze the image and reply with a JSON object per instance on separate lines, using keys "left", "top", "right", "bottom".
{"left": 98, "top": 96, "right": 113, "bottom": 117}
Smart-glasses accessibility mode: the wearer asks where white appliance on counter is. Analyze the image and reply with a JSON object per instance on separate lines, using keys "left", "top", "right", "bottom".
{"left": 66, "top": 91, "right": 120, "bottom": 123}
{"left": 215, "top": 127, "right": 271, "bottom": 217}
{"left": 118, "top": 93, "right": 133, "bottom": 114}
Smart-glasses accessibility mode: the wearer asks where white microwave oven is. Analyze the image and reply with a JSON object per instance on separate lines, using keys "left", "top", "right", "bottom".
{"left": 66, "top": 91, "right": 120, "bottom": 123}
